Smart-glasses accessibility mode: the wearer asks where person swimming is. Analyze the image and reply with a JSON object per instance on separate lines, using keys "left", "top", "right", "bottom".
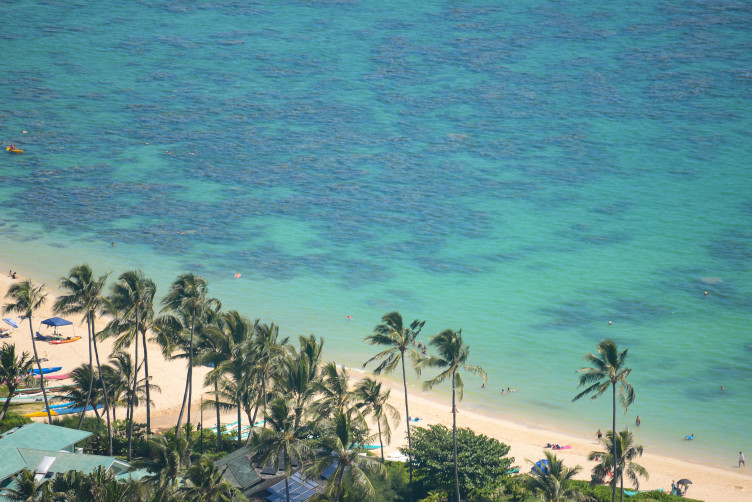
{"left": 685, "top": 433, "right": 695, "bottom": 440}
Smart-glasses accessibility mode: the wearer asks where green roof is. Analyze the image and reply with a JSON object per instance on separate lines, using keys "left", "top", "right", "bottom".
{"left": 0, "top": 423, "right": 91, "bottom": 451}
{"left": 15, "top": 448, "right": 122, "bottom": 476}
{"left": 215, "top": 445, "right": 262, "bottom": 491}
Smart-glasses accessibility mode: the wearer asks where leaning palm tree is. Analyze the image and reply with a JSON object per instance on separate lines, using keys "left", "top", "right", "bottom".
{"left": 528, "top": 451, "right": 587, "bottom": 502}
{"left": 309, "top": 409, "right": 386, "bottom": 502}
{"left": 573, "top": 339, "right": 635, "bottom": 502}
{"left": 355, "top": 377, "right": 400, "bottom": 463}
{"left": 363, "top": 311, "right": 425, "bottom": 500}
{"left": 3, "top": 279, "right": 52, "bottom": 424}
{"left": 161, "top": 273, "right": 219, "bottom": 436}
{"left": 248, "top": 398, "right": 313, "bottom": 502}
{"left": 103, "top": 269, "right": 157, "bottom": 460}
{"left": 0, "top": 343, "right": 35, "bottom": 422}
{"left": 419, "top": 328, "right": 487, "bottom": 502}
{"left": 589, "top": 429, "right": 648, "bottom": 502}
{"left": 53, "top": 265, "right": 112, "bottom": 447}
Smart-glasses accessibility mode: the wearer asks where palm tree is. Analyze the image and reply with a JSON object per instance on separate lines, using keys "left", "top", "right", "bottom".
{"left": 0, "top": 343, "right": 35, "bottom": 422}
{"left": 161, "top": 273, "right": 219, "bottom": 436}
{"left": 106, "top": 351, "right": 160, "bottom": 432}
{"left": 315, "top": 362, "right": 357, "bottom": 418}
{"left": 249, "top": 398, "right": 313, "bottom": 502}
{"left": 60, "top": 364, "right": 106, "bottom": 419}
{"left": 53, "top": 264, "right": 113, "bottom": 451}
{"left": 355, "top": 377, "right": 400, "bottom": 463}
{"left": 179, "top": 456, "right": 239, "bottom": 501}
{"left": 1, "top": 468, "right": 54, "bottom": 502}
{"left": 528, "top": 451, "right": 586, "bottom": 502}
{"left": 419, "top": 328, "right": 487, "bottom": 502}
{"left": 104, "top": 269, "right": 156, "bottom": 460}
{"left": 278, "top": 335, "right": 323, "bottom": 429}
{"left": 3, "top": 279, "right": 52, "bottom": 424}
{"left": 136, "top": 433, "right": 192, "bottom": 490}
{"left": 573, "top": 339, "right": 635, "bottom": 502}
{"left": 247, "top": 322, "right": 288, "bottom": 428}
{"left": 589, "top": 429, "right": 648, "bottom": 502}
{"left": 363, "top": 311, "right": 425, "bottom": 500}
{"left": 309, "top": 410, "right": 386, "bottom": 502}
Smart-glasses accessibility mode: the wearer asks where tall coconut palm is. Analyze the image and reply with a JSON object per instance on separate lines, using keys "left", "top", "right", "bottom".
{"left": 161, "top": 273, "right": 219, "bottom": 436}
{"left": 246, "top": 322, "right": 288, "bottom": 428}
{"left": 53, "top": 264, "right": 113, "bottom": 452}
{"left": 573, "top": 339, "right": 635, "bottom": 502}
{"left": 3, "top": 279, "right": 52, "bottom": 424}
{"left": 60, "top": 364, "right": 106, "bottom": 419}
{"left": 309, "top": 409, "right": 386, "bottom": 502}
{"left": 528, "top": 451, "right": 585, "bottom": 502}
{"left": 278, "top": 335, "right": 323, "bottom": 429}
{"left": 0, "top": 343, "right": 35, "bottom": 422}
{"left": 104, "top": 270, "right": 156, "bottom": 461}
{"left": 355, "top": 377, "right": 400, "bottom": 463}
{"left": 363, "top": 311, "right": 425, "bottom": 501}
{"left": 419, "top": 328, "right": 487, "bottom": 502}
{"left": 249, "top": 398, "right": 313, "bottom": 502}
{"left": 589, "top": 429, "right": 647, "bottom": 502}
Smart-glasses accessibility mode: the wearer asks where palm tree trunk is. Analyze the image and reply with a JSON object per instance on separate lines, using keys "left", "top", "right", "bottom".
{"left": 236, "top": 395, "right": 241, "bottom": 447}
{"left": 285, "top": 475, "right": 291, "bottom": 502}
{"left": 378, "top": 419, "right": 385, "bottom": 463}
{"left": 401, "top": 353, "right": 414, "bottom": 502}
{"left": 0, "top": 395, "right": 13, "bottom": 422}
{"left": 142, "top": 328, "right": 151, "bottom": 435}
{"left": 78, "top": 319, "right": 94, "bottom": 430}
{"left": 90, "top": 314, "right": 113, "bottom": 456}
{"left": 452, "top": 371, "right": 460, "bottom": 502}
{"left": 262, "top": 372, "right": 268, "bottom": 428}
{"left": 611, "top": 382, "right": 617, "bottom": 502}
{"left": 335, "top": 465, "right": 345, "bottom": 502}
{"left": 215, "top": 380, "right": 221, "bottom": 451}
{"left": 128, "top": 309, "right": 139, "bottom": 462}
{"left": 28, "top": 320, "right": 52, "bottom": 424}
{"left": 188, "top": 310, "right": 195, "bottom": 432}
{"left": 620, "top": 472, "right": 624, "bottom": 502}
{"left": 176, "top": 369, "right": 191, "bottom": 434}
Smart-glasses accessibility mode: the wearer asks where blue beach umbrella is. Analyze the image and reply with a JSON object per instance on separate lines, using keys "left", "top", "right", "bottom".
{"left": 2, "top": 318, "right": 18, "bottom": 329}
{"left": 531, "top": 458, "right": 550, "bottom": 475}
{"left": 41, "top": 317, "right": 73, "bottom": 327}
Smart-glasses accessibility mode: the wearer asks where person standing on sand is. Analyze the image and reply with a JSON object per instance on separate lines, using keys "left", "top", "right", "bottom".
{"left": 740, "top": 451, "right": 745, "bottom": 467}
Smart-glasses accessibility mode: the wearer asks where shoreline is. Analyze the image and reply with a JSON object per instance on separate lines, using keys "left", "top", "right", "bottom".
{"left": 1, "top": 264, "right": 750, "bottom": 502}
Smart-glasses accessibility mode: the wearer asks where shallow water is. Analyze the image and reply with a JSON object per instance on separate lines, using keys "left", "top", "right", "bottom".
{"left": 2, "top": 0, "right": 751, "bottom": 466}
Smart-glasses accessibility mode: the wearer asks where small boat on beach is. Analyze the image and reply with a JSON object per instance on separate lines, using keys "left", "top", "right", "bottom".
{"left": 49, "top": 336, "right": 81, "bottom": 345}
{"left": 33, "top": 373, "right": 71, "bottom": 380}
{"left": 24, "top": 403, "right": 102, "bottom": 418}
{"left": 17, "top": 384, "right": 72, "bottom": 394}
{"left": 6, "top": 146, "right": 23, "bottom": 154}
{"left": 30, "top": 366, "right": 62, "bottom": 375}
{"left": 0, "top": 393, "right": 47, "bottom": 404}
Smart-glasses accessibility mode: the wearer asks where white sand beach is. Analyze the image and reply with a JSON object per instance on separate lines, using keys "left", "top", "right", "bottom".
{"left": 1, "top": 268, "right": 749, "bottom": 502}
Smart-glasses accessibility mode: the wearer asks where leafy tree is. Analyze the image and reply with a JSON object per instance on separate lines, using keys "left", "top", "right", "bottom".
{"left": 277, "top": 334, "right": 323, "bottom": 429}
{"left": 136, "top": 432, "right": 192, "bottom": 490}
{"left": 573, "top": 339, "right": 635, "bottom": 502}
{"left": 527, "top": 451, "right": 589, "bottom": 502}
{"left": 400, "top": 425, "right": 513, "bottom": 500}
{"left": 419, "top": 329, "right": 487, "bottom": 502}
{"left": 364, "top": 311, "right": 425, "bottom": 501}
{"left": 0, "top": 343, "right": 34, "bottom": 422}
{"left": 589, "top": 429, "right": 648, "bottom": 502}
{"left": 178, "top": 456, "right": 241, "bottom": 501}
{"left": 3, "top": 279, "right": 52, "bottom": 424}
{"left": 355, "top": 377, "right": 400, "bottom": 463}
{"left": 315, "top": 362, "right": 357, "bottom": 418}
{"left": 1, "top": 468, "right": 54, "bottom": 501}
{"left": 247, "top": 322, "right": 288, "bottom": 428}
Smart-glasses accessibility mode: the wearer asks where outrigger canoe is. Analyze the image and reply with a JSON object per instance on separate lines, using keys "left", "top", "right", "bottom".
{"left": 6, "top": 146, "right": 23, "bottom": 154}
{"left": 33, "top": 373, "right": 70, "bottom": 380}
{"left": 24, "top": 403, "right": 102, "bottom": 418}
{"left": 0, "top": 393, "right": 46, "bottom": 404}
{"left": 30, "top": 366, "right": 62, "bottom": 375}
{"left": 49, "top": 336, "right": 81, "bottom": 345}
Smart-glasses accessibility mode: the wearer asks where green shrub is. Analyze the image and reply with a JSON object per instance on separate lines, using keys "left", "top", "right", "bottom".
{"left": 0, "top": 411, "right": 32, "bottom": 434}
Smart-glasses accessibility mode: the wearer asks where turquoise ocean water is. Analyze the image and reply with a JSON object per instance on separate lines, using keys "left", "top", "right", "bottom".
{"left": 2, "top": 1, "right": 751, "bottom": 466}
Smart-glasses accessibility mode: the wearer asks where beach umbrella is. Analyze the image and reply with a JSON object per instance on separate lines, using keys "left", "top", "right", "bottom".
{"left": 40, "top": 317, "right": 73, "bottom": 327}
{"left": 677, "top": 479, "right": 692, "bottom": 485}
{"left": 2, "top": 318, "right": 18, "bottom": 328}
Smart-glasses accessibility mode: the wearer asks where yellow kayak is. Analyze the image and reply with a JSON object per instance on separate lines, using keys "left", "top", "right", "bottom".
{"left": 6, "top": 146, "right": 23, "bottom": 154}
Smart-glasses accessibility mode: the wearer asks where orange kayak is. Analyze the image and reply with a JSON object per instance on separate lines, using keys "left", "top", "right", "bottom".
{"left": 6, "top": 146, "right": 23, "bottom": 154}
{"left": 49, "top": 336, "right": 81, "bottom": 345}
